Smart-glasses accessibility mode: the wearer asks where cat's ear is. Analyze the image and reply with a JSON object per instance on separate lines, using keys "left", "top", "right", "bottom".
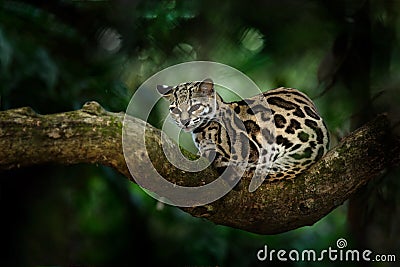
{"left": 199, "top": 78, "right": 214, "bottom": 95}
{"left": 157, "top": 84, "right": 173, "bottom": 96}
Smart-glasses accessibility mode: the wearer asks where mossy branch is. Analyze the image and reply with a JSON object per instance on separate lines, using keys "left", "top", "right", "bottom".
{"left": 0, "top": 102, "right": 398, "bottom": 234}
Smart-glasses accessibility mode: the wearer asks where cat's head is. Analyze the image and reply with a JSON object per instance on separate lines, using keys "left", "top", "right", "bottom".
{"left": 157, "top": 78, "right": 217, "bottom": 131}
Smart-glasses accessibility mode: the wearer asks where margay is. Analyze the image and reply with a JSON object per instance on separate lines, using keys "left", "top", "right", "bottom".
{"left": 157, "top": 78, "right": 329, "bottom": 183}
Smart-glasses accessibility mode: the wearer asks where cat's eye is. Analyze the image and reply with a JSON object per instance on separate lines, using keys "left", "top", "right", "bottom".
{"left": 189, "top": 104, "right": 202, "bottom": 112}
{"left": 170, "top": 107, "right": 181, "bottom": 114}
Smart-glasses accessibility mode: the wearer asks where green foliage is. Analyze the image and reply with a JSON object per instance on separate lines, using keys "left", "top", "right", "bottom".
{"left": 1, "top": 0, "right": 399, "bottom": 266}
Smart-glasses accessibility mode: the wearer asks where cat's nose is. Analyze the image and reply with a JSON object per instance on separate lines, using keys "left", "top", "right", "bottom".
{"left": 181, "top": 119, "right": 190, "bottom": 126}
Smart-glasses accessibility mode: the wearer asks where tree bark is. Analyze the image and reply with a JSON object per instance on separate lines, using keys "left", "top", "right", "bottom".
{"left": 0, "top": 102, "right": 399, "bottom": 234}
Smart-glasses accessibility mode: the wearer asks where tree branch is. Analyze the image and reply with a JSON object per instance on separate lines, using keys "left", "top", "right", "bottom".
{"left": 1, "top": 102, "right": 398, "bottom": 234}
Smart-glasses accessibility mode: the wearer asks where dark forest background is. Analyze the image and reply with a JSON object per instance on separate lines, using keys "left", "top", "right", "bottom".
{"left": 1, "top": 0, "right": 399, "bottom": 266}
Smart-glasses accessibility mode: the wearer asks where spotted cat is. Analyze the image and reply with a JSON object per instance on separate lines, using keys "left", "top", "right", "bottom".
{"left": 157, "top": 78, "right": 329, "bottom": 184}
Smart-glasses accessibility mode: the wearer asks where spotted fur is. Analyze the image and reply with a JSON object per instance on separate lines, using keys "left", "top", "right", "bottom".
{"left": 157, "top": 79, "right": 329, "bottom": 182}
